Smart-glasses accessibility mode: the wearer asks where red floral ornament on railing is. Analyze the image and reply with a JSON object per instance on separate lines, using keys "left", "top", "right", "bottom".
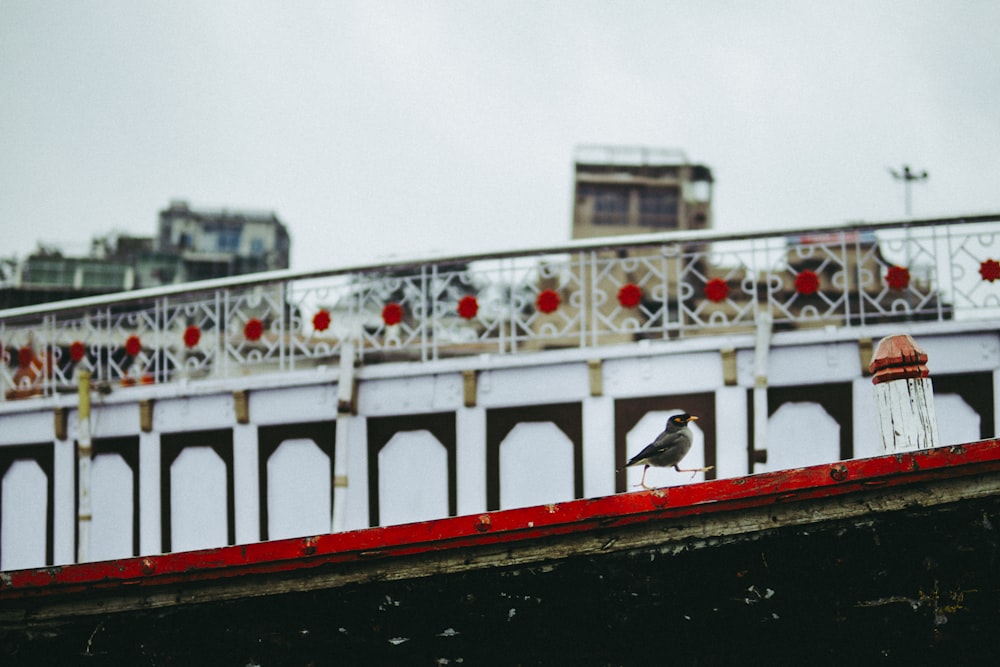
{"left": 617, "top": 283, "right": 642, "bottom": 309}
{"left": 382, "top": 303, "right": 403, "bottom": 326}
{"left": 18, "top": 346, "right": 34, "bottom": 368}
{"left": 795, "top": 270, "right": 820, "bottom": 296}
{"left": 536, "top": 289, "right": 561, "bottom": 314}
{"left": 124, "top": 335, "right": 142, "bottom": 357}
{"left": 979, "top": 259, "right": 1000, "bottom": 283}
{"left": 704, "top": 278, "right": 729, "bottom": 303}
{"left": 885, "top": 265, "right": 910, "bottom": 291}
{"left": 244, "top": 318, "right": 264, "bottom": 341}
{"left": 312, "top": 309, "right": 331, "bottom": 332}
{"left": 183, "top": 325, "right": 201, "bottom": 348}
{"left": 457, "top": 295, "right": 479, "bottom": 320}
{"left": 69, "top": 341, "right": 86, "bottom": 362}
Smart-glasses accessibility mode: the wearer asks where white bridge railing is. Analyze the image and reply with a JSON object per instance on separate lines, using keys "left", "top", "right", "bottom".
{"left": 3, "top": 214, "right": 1000, "bottom": 399}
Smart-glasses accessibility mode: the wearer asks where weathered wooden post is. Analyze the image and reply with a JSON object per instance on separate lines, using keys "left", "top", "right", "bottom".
{"left": 869, "top": 334, "right": 939, "bottom": 452}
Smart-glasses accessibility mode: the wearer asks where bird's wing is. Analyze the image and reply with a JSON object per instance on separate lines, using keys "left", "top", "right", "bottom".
{"left": 626, "top": 431, "right": 681, "bottom": 465}
{"left": 625, "top": 442, "right": 659, "bottom": 466}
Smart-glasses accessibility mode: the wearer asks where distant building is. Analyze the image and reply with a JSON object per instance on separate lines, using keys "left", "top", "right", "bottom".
{"left": 0, "top": 201, "right": 290, "bottom": 309}
{"left": 157, "top": 200, "right": 290, "bottom": 282}
{"left": 571, "top": 145, "right": 714, "bottom": 240}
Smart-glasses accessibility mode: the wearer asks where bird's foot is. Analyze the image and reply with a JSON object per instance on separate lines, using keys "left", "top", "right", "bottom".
{"left": 675, "top": 465, "right": 715, "bottom": 479}
{"left": 633, "top": 482, "right": 667, "bottom": 499}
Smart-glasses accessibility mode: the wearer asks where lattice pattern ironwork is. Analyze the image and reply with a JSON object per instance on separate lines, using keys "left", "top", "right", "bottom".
{"left": 3, "top": 217, "right": 999, "bottom": 399}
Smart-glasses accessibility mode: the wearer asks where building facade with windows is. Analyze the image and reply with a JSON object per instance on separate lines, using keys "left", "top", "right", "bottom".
{"left": 0, "top": 201, "right": 290, "bottom": 309}
{"left": 157, "top": 200, "right": 290, "bottom": 282}
{"left": 571, "top": 145, "right": 714, "bottom": 240}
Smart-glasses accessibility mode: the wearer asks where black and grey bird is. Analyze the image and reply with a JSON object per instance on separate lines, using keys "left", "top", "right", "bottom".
{"left": 625, "top": 413, "right": 712, "bottom": 489}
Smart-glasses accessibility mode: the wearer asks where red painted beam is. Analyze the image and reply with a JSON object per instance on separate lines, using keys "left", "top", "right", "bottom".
{"left": 3, "top": 439, "right": 999, "bottom": 600}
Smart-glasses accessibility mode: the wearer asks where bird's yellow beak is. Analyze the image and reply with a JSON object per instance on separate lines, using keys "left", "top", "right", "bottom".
{"left": 688, "top": 415, "right": 699, "bottom": 422}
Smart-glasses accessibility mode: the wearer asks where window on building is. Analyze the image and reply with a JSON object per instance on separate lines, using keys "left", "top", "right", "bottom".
{"left": 217, "top": 228, "right": 241, "bottom": 252}
{"left": 579, "top": 185, "right": 629, "bottom": 226}
{"left": 81, "top": 263, "right": 128, "bottom": 289}
{"left": 23, "top": 259, "right": 73, "bottom": 286}
{"left": 185, "top": 260, "right": 230, "bottom": 281}
{"left": 639, "top": 188, "right": 680, "bottom": 229}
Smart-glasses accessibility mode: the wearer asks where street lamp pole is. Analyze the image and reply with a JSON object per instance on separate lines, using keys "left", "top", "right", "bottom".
{"left": 888, "top": 165, "right": 928, "bottom": 217}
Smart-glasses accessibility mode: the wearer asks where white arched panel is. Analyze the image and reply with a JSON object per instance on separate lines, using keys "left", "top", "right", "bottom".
{"left": 90, "top": 453, "right": 133, "bottom": 561}
{"left": 1, "top": 460, "right": 47, "bottom": 570}
{"left": 625, "top": 410, "right": 707, "bottom": 489}
{"left": 379, "top": 430, "right": 448, "bottom": 526}
{"left": 935, "top": 393, "right": 980, "bottom": 446}
{"left": 170, "top": 447, "right": 227, "bottom": 552}
{"left": 762, "top": 402, "right": 839, "bottom": 472}
{"left": 267, "top": 438, "right": 331, "bottom": 540}
{"left": 500, "top": 422, "right": 573, "bottom": 510}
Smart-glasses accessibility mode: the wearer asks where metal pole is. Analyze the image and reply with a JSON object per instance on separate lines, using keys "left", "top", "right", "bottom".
{"left": 77, "top": 370, "right": 92, "bottom": 562}
{"left": 752, "top": 312, "right": 773, "bottom": 472}
{"left": 889, "top": 165, "right": 928, "bottom": 217}
{"left": 331, "top": 342, "right": 356, "bottom": 533}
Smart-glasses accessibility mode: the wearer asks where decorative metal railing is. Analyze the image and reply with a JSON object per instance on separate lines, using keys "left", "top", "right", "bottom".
{"left": 3, "top": 214, "right": 1000, "bottom": 400}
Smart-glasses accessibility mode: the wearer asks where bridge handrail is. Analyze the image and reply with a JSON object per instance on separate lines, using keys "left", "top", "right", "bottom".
{"left": 3, "top": 213, "right": 1000, "bottom": 399}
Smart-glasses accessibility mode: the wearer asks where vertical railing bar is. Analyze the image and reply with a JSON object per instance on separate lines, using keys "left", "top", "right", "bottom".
{"left": 421, "top": 264, "right": 429, "bottom": 363}
{"left": 292, "top": 280, "right": 300, "bottom": 367}
{"left": 101, "top": 305, "right": 110, "bottom": 384}
{"left": 218, "top": 288, "right": 227, "bottom": 379}
{"left": 661, "top": 245, "right": 670, "bottom": 340}
{"left": 855, "top": 232, "right": 867, "bottom": 328}
{"left": 507, "top": 257, "right": 516, "bottom": 354}
{"left": 751, "top": 237, "right": 762, "bottom": 327}
{"left": 589, "top": 250, "right": 598, "bottom": 348}
{"left": 931, "top": 225, "right": 944, "bottom": 322}
{"left": 42, "top": 313, "right": 51, "bottom": 397}
{"left": 432, "top": 263, "right": 441, "bottom": 362}
{"left": 155, "top": 297, "right": 163, "bottom": 384}
{"left": 674, "top": 244, "right": 683, "bottom": 338}
{"left": 839, "top": 232, "right": 852, "bottom": 328}
{"left": 94, "top": 307, "right": 102, "bottom": 384}
{"left": 280, "top": 279, "right": 288, "bottom": 372}
{"left": 349, "top": 272, "right": 361, "bottom": 365}
{"left": 153, "top": 296, "right": 166, "bottom": 384}
{"left": 579, "top": 251, "right": 589, "bottom": 349}
{"left": 496, "top": 259, "right": 506, "bottom": 355}
{"left": 0, "top": 317, "right": 5, "bottom": 402}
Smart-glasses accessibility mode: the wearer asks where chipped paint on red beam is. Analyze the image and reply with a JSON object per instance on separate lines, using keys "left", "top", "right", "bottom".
{"left": 2, "top": 439, "right": 999, "bottom": 600}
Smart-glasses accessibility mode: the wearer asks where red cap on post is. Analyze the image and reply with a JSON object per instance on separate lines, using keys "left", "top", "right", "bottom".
{"left": 869, "top": 334, "right": 929, "bottom": 385}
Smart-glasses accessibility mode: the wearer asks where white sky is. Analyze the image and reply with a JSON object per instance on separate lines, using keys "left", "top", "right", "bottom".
{"left": 2, "top": 1, "right": 999, "bottom": 273}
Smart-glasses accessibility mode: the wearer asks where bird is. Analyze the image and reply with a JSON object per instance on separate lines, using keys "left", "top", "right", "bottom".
{"left": 624, "top": 413, "right": 713, "bottom": 490}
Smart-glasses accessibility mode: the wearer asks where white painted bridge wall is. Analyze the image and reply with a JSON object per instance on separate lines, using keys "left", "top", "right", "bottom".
{"left": 1, "top": 324, "right": 998, "bottom": 570}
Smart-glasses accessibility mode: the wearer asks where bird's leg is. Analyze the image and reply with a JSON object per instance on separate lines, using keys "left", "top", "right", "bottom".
{"left": 633, "top": 465, "right": 655, "bottom": 490}
{"left": 674, "top": 464, "right": 715, "bottom": 480}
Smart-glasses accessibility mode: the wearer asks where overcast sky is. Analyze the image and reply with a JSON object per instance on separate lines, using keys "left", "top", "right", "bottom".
{"left": 2, "top": 1, "right": 999, "bottom": 273}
